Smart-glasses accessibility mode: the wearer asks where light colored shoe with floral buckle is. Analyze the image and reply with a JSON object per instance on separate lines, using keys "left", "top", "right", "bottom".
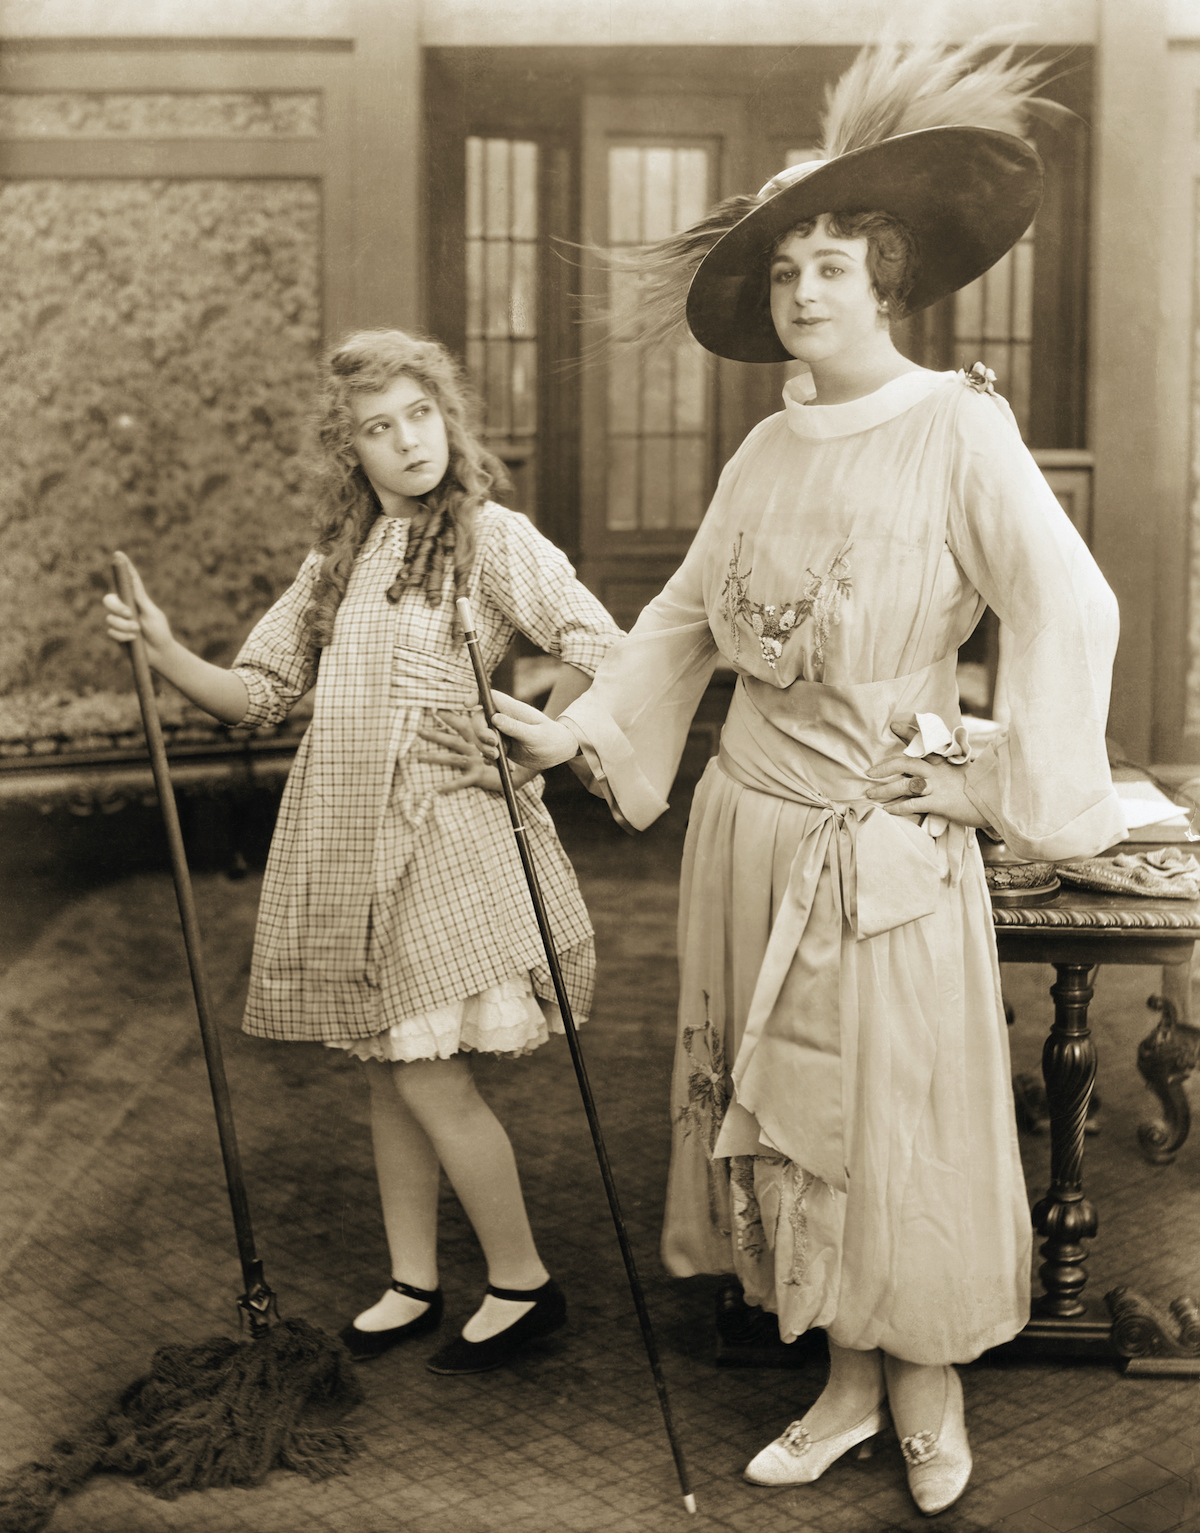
{"left": 743, "top": 1403, "right": 887, "bottom": 1486}
{"left": 899, "top": 1366, "right": 972, "bottom": 1516}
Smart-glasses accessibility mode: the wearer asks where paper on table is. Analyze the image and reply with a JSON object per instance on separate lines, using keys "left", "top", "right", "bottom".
{"left": 1115, "top": 779, "right": 1190, "bottom": 830}
{"left": 1121, "top": 803, "right": 1189, "bottom": 829}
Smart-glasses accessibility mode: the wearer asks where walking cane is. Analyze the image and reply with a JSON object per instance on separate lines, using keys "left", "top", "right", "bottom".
{"left": 456, "top": 598, "right": 696, "bottom": 1517}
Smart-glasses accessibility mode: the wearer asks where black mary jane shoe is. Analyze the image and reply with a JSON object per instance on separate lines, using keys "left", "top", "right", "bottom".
{"left": 339, "top": 1280, "right": 443, "bottom": 1361}
{"left": 425, "top": 1279, "right": 566, "bottom": 1375}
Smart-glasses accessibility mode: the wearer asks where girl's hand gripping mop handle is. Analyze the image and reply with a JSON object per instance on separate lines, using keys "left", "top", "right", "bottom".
{"left": 112, "top": 552, "right": 274, "bottom": 1338}
{"left": 456, "top": 598, "right": 695, "bottom": 1515}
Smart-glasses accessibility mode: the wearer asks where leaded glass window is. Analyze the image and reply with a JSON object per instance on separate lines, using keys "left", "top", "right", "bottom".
{"left": 951, "top": 226, "right": 1035, "bottom": 434}
{"left": 464, "top": 136, "right": 539, "bottom": 491}
{"left": 604, "top": 144, "right": 714, "bottom": 532}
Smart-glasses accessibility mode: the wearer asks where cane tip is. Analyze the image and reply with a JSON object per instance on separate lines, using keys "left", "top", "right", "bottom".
{"left": 683, "top": 1493, "right": 697, "bottom": 1514}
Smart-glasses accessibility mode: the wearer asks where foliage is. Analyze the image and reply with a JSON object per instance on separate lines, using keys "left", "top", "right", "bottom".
{"left": 0, "top": 178, "right": 321, "bottom": 704}
{"left": 0, "top": 687, "right": 191, "bottom": 748}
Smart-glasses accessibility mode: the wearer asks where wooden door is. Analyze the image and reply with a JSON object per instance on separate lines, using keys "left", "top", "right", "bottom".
{"left": 577, "top": 95, "right": 752, "bottom": 629}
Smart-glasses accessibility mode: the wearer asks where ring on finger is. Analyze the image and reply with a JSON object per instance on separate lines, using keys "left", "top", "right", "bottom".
{"left": 904, "top": 775, "right": 927, "bottom": 797}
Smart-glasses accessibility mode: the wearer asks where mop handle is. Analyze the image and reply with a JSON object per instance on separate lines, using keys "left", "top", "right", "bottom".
{"left": 455, "top": 599, "right": 695, "bottom": 1515}
{"left": 112, "top": 553, "right": 271, "bottom": 1332}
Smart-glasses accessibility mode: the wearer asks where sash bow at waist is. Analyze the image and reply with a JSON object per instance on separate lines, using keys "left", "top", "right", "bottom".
{"left": 710, "top": 663, "right": 972, "bottom": 1190}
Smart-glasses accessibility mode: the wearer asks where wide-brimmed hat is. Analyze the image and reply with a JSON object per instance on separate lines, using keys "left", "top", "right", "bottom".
{"left": 686, "top": 125, "right": 1042, "bottom": 364}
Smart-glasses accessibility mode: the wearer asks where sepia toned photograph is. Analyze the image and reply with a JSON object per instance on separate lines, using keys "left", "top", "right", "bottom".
{"left": 0, "top": 1, "right": 1197, "bottom": 1529}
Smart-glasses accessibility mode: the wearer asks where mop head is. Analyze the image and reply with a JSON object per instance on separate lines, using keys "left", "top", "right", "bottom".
{"left": 0, "top": 1318, "right": 365, "bottom": 1533}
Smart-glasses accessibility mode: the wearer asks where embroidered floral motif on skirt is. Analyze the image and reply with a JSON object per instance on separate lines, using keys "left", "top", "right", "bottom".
{"left": 673, "top": 992, "right": 731, "bottom": 1234}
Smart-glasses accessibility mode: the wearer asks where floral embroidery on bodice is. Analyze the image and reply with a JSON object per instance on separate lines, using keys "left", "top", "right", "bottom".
{"left": 720, "top": 532, "right": 853, "bottom": 673}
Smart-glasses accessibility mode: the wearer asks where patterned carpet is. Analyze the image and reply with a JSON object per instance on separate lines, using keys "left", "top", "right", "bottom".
{"left": 0, "top": 772, "right": 1197, "bottom": 1531}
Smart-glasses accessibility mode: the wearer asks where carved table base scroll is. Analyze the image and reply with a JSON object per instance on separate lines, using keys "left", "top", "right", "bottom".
{"left": 1137, "top": 993, "right": 1200, "bottom": 1164}
{"left": 1106, "top": 1285, "right": 1200, "bottom": 1375}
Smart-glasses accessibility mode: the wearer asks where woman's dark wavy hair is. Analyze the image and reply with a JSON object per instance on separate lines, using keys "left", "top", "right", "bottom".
{"left": 774, "top": 210, "right": 919, "bottom": 316}
{"left": 302, "top": 329, "right": 509, "bottom": 648}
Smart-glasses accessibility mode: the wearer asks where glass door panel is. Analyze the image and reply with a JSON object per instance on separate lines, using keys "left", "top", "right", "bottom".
{"left": 464, "top": 135, "right": 540, "bottom": 512}
{"left": 580, "top": 95, "right": 750, "bottom": 630}
{"left": 604, "top": 143, "right": 713, "bottom": 533}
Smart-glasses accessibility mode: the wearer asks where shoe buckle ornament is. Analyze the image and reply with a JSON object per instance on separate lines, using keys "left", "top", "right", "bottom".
{"left": 780, "top": 1421, "right": 813, "bottom": 1456}
{"left": 901, "top": 1431, "right": 939, "bottom": 1466}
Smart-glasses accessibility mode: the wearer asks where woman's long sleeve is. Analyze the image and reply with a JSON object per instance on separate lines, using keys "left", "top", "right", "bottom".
{"left": 948, "top": 390, "right": 1126, "bottom": 859}
{"left": 558, "top": 426, "right": 788, "bottom": 829}
{"left": 559, "top": 525, "right": 722, "bottom": 832}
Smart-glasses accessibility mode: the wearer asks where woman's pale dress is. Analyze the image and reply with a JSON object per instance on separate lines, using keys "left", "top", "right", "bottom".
{"left": 561, "top": 368, "right": 1126, "bottom": 1365}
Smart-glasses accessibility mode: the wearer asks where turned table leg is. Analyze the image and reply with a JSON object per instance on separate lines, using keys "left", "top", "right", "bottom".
{"left": 1030, "top": 963, "right": 1100, "bottom": 1318}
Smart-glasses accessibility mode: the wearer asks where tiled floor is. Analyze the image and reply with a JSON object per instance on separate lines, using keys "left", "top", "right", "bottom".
{"left": 1, "top": 773, "right": 1198, "bottom": 1532}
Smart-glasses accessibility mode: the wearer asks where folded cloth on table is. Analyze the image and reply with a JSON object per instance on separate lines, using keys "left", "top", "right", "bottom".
{"left": 1056, "top": 847, "right": 1200, "bottom": 899}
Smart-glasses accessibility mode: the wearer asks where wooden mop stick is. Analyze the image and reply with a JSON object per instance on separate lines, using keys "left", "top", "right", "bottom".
{"left": 112, "top": 552, "right": 273, "bottom": 1336}
{"left": 456, "top": 598, "right": 696, "bottom": 1516}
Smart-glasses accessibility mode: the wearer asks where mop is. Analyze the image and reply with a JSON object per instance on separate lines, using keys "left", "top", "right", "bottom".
{"left": 0, "top": 554, "right": 363, "bottom": 1533}
{"left": 456, "top": 597, "right": 697, "bottom": 1516}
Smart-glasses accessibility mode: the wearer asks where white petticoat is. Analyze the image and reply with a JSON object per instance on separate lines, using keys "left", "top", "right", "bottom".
{"left": 322, "top": 972, "right": 565, "bottom": 1063}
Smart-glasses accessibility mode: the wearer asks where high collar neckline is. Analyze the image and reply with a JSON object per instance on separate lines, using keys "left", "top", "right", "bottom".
{"left": 782, "top": 368, "right": 954, "bottom": 440}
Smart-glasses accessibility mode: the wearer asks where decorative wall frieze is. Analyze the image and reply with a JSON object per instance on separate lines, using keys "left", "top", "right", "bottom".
{"left": 0, "top": 91, "right": 321, "bottom": 139}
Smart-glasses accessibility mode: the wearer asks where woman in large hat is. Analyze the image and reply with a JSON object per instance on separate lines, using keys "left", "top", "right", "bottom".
{"left": 489, "top": 40, "right": 1124, "bottom": 1516}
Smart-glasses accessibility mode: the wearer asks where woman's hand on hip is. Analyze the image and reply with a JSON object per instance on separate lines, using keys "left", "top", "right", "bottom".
{"left": 488, "top": 689, "right": 580, "bottom": 773}
{"left": 864, "top": 754, "right": 990, "bottom": 829}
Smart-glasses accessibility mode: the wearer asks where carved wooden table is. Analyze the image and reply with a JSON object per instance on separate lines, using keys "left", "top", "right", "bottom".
{"left": 994, "top": 887, "right": 1200, "bottom": 1373}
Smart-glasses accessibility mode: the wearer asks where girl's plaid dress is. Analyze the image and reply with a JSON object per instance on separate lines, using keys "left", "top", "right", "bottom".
{"left": 231, "top": 504, "right": 622, "bottom": 1054}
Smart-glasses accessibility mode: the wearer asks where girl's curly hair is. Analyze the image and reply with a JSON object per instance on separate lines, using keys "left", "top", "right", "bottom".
{"left": 302, "top": 329, "right": 509, "bottom": 648}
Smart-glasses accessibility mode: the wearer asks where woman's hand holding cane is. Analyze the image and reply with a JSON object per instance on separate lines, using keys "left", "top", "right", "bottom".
{"left": 487, "top": 689, "right": 580, "bottom": 773}
{"left": 455, "top": 601, "right": 696, "bottom": 1515}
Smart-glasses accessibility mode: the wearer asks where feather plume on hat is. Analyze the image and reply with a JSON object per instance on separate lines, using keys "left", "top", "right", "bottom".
{"left": 602, "top": 37, "right": 1061, "bottom": 357}
{"left": 819, "top": 39, "right": 1046, "bottom": 161}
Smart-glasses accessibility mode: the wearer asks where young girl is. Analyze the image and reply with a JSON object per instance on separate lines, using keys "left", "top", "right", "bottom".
{"left": 104, "top": 329, "right": 622, "bottom": 1374}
